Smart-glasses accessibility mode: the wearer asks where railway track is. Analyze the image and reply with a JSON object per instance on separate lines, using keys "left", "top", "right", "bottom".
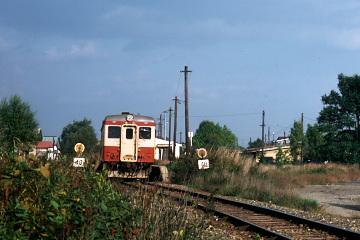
{"left": 125, "top": 181, "right": 360, "bottom": 239}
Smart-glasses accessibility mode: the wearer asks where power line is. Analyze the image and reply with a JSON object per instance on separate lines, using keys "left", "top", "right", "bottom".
{"left": 304, "top": 116, "right": 317, "bottom": 122}
{"left": 189, "top": 112, "right": 262, "bottom": 118}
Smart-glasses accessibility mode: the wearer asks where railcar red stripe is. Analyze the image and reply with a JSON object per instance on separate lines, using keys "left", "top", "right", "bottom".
{"left": 104, "top": 121, "right": 156, "bottom": 126}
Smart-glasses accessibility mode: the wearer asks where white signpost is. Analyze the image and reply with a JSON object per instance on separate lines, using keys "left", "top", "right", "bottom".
{"left": 73, "top": 143, "right": 86, "bottom": 168}
{"left": 198, "top": 159, "right": 209, "bottom": 169}
{"left": 73, "top": 157, "right": 86, "bottom": 167}
{"left": 197, "top": 148, "right": 209, "bottom": 169}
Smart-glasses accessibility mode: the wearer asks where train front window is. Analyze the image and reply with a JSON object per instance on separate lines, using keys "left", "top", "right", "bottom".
{"left": 126, "top": 128, "right": 134, "bottom": 139}
{"left": 108, "top": 126, "right": 121, "bottom": 138}
{"left": 139, "top": 127, "right": 151, "bottom": 139}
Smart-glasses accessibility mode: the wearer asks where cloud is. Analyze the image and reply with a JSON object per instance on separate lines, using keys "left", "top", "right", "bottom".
{"left": 0, "top": 37, "right": 14, "bottom": 52}
{"left": 46, "top": 42, "right": 96, "bottom": 61}
{"left": 334, "top": 28, "right": 360, "bottom": 50}
{"left": 102, "top": 6, "right": 149, "bottom": 20}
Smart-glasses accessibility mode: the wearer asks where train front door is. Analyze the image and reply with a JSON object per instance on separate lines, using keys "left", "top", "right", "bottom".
{"left": 120, "top": 125, "right": 137, "bottom": 161}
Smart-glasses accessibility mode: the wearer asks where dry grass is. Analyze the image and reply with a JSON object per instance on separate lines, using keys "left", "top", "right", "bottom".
{"left": 127, "top": 185, "right": 207, "bottom": 239}
{"left": 269, "top": 163, "right": 360, "bottom": 189}
{"left": 176, "top": 149, "right": 360, "bottom": 212}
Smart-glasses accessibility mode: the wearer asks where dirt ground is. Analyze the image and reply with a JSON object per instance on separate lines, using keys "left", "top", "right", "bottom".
{"left": 292, "top": 179, "right": 360, "bottom": 217}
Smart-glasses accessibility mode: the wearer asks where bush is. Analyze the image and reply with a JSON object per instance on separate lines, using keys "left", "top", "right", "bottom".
{"left": 0, "top": 156, "right": 142, "bottom": 239}
{"left": 169, "top": 156, "right": 198, "bottom": 185}
{"left": 1, "top": 154, "right": 208, "bottom": 239}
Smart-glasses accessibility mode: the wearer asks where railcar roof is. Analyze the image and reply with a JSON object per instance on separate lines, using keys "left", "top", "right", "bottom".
{"left": 104, "top": 114, "right": 155, "bottom": 122}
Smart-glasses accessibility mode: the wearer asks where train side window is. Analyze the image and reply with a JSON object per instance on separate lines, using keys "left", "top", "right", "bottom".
{"left": 139, "top": 127, "right": 151, "bottom": 139}
{"left": 126, "top": 128, "right": 133, "bottom": 139}
{"left": 108, "top": 126, "right": 121, "bottom": 138}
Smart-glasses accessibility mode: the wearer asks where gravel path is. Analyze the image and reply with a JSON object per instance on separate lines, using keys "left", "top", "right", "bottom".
{"left": 291, "top": 178, "right": 360, "bottom": 218}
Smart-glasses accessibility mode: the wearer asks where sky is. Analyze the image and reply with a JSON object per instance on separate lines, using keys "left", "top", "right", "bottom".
{"left": 1, "top": 0, "right": 360, "bottom": 147}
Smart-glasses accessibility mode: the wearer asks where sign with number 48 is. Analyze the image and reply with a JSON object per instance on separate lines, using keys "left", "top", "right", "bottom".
{"left": 73, "top": 158, "right": 85, "bottom": 167}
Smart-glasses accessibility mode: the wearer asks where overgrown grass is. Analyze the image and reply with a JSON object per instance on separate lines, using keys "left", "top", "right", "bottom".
{"left": 170, "top": 148, "right": 360, "bottom": 212}
{"left": 268, "top": 163, "right": 360, "bottom": 189}
{"left": 0, "top": 153, "right": 207, "bottom": 239}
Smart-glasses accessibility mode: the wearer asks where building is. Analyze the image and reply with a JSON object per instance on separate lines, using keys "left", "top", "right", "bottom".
{"left": 35, "top": 136, "right": 60, "bottom": 160}
{"left": 276, "top": 136, "right": 290, "bottom": 145}
{"left": 247, "top": 145, "right": 291, "bottom": 162}
{"left": 155, "top": 138, "right": 182, "bottom": 161}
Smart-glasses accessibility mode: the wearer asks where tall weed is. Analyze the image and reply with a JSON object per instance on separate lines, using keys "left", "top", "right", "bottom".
{"left": 170, "top": 149, "right": 360, "bottom": 212}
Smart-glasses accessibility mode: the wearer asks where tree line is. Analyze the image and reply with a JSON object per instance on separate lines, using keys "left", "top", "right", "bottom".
{"left": 289, "top": 74, "right": 360, "bottom": 164}
{"left": 1, "top": 73, "right": 360, "bottom": 163}
{"left": 0, "top": 95, "right": 98, "bottom": 157}
{"left": 191, "top": 73, "right": 360, "bottom": 164}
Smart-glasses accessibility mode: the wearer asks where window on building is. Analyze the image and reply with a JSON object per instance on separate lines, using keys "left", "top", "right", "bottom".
{"left": 139, "top": 127, "right": 152, "bottom": 139}
{"left": 108, "top": 126, "right": 121, "bottom": 138}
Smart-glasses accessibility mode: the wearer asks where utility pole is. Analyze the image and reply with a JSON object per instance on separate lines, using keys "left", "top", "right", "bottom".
{"left": 260, "top": 110, "right": 265, "bottom": 159}
{"left": 168, "top": 107, "right": 173, "bottom": 160}
{"left": 172, "top": 96, "right": 181, "bottom": 159}
{"left": 159, "top": 114, "right": 163, "bottom": 138}
{"left": 163, "top": 110, "right": 167, "bottom": 140}
{"left": 301, "top": 112, "right": 304, "bottom": 162}
{"left": 181, "top": 66, "right": 192, "bottom": 155}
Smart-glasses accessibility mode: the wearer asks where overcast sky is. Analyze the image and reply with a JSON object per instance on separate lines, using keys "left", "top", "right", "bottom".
{"left": 1, "top": 0, "right": 360, "bottom": 147}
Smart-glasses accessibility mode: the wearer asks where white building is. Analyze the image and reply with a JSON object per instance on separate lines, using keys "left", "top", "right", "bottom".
{"left": 155, "top": 138, "right": 182, "bottom": 160}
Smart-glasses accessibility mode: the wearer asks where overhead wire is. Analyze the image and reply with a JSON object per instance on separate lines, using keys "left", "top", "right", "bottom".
{"left": 304, "top": 116, "right": 317, "bottom": 122}
{"left": 189, "top": 112, "right": 262, "bottom": 118}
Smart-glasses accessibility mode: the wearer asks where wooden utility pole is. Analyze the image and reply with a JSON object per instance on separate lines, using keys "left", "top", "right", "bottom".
{"left": 173, "top": 96, "right": 181, "bottom": 159}
{"left": 261, "top": 111, "right": 265, "bottom": 159}
{"left": 168, "top": 107, "right": 173, "bottom": 160}
{"left": 163, "top": 110, "right": 167, "bottom": 140}
{"left": 159, "top": 114, "right": 163, "bottom": 138}
{"left": 301, "top": 112, "right": 304, "bottom": 162}
{"left": 181, "top": 66, "right": 192, "bottom": 155}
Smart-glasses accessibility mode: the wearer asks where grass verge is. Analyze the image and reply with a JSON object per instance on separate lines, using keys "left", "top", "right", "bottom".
{"left": 170, "top": 148, "right": 360, "bottom": 212}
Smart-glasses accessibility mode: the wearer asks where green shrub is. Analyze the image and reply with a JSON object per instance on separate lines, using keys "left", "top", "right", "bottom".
{"left": 1, "top": 154, "right": 208, "bottom": 239}
{"left": 0, "top": 157, "right": 142, "bottom": 239}
{"left": 169, "top": 156, "right": 198, "bottom": 184}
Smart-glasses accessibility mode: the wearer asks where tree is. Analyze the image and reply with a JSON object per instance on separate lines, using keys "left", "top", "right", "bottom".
{"left": 192, "top": 120, "right": 239, "bottom": 149}
{"left": 60, "top": 118, "right": 98, "bottom": 155}
{"left": 304, "top": 123, "right": 325, "bottom": 162}
{"left": 317, "top": 73, "right": 360, "bottom": 163}
{"left": 275, "top": 146, "right": 290, "bottom": 164}
{"left": 248, "top": 138, "right": 262, "bottom": 148}
{"left": 289, "top": 120, "right": 305, "bottom": 162}
{"left": 0, "top": 95, "right": 41, "bottom": 153}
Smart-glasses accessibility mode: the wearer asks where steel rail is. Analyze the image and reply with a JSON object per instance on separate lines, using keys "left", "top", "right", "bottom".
{"left": 196, "top": 203, "right": 293, "bottom": 240}
{"left": 153, "top": 183, "right": 360, "bottom": 239}
{"left": 214, "top": 195, "right": 360, "bottom": 239}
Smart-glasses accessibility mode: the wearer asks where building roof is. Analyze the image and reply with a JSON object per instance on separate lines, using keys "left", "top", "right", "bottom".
{"left": 37, "top": 141, "right": 54, "bottom": 149}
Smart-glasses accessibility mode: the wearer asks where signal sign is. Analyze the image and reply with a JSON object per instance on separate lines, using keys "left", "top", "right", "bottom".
{"left": 73, "top": 157, "right": 85, "bottom": 167}
{"left": 74, "top": 143, "right": 85, "bottom": 153}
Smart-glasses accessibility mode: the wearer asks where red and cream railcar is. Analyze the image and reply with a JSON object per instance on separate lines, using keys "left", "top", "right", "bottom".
{"left": 100, "top": 112, "right": 156, "bottom": 178}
